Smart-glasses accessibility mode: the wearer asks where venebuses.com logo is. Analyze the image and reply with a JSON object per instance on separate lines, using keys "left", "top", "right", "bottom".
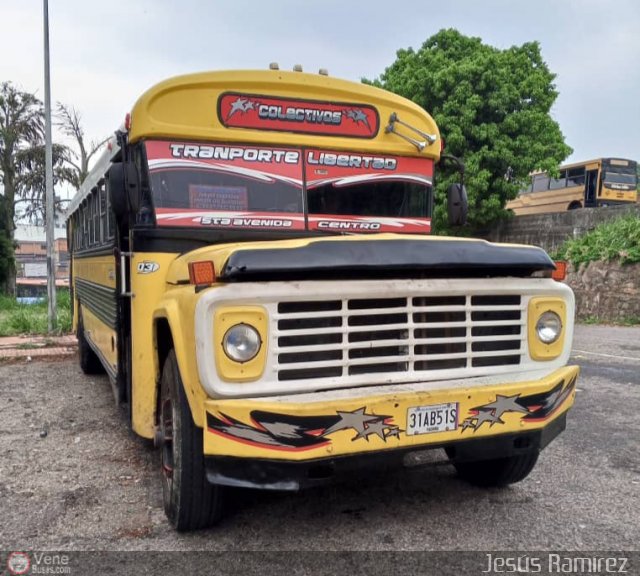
{"left": 6, "top": 552, "right": 30, "bottom": 575}
{"left": 6, "top": 551, "right": 72, "bottom": 575}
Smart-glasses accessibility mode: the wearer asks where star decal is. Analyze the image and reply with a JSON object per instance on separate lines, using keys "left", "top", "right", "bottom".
{"left": 321, "top": 407, "right": 379, "bottom": 437}
{"left": 480, "top": 395, "right": 529, "bottom": 418}
{"left": 346, "top": 108, "right": 370, "bottom": 130}
{"left": 461, "top": 393, "right": 531, "bottom": 433}
{"left": 321, "top": 408, "right": 402, "bottom": 442}
{"left": 384, "top": 426, "right": 402, "bottom": 440}
{"left": 353, "top": 418, "right": 388, "bottom": 441}
{"left": 226, "top": 97, "right": 257, "bottom": 120}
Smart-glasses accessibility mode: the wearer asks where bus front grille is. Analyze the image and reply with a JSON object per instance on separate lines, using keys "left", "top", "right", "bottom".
{"left": 274, "top": 295, "right": 524, "bottom": 382}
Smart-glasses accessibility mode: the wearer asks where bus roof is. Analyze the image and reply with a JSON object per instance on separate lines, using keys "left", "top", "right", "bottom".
{"left": 128, "top": 69, "right": 440, "bottom": 158}
{"left": 529, "top": 157, "right": 637, "bottom": 176}
{"left": 67, "top": 69, "right": 441, "bottom": 220}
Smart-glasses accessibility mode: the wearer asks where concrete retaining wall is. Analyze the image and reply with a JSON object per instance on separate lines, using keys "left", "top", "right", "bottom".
{"left": 487, "top": 204, "right": 640, "bottom": 254}
{"left": 567, "top": 261, "right": 640, "bottom": 323}
{"left": 484, "top": 205, "right": 640, "bottom": 323}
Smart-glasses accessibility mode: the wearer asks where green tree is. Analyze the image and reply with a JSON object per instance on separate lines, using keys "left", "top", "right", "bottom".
{"left": 15, "top": 142, "right": 75, "bottom": 225}
{"left": 0, "top": 82, "right": 43, "bottom": 293}
{"left": 0, "top": 82, "right": 77, "bottom": 294}
{"left": 367, "top": 29, "right": 572, "bottom": 233}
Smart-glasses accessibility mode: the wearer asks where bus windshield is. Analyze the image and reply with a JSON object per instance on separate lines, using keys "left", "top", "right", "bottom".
{"left": 146, "top": 141, "right": 433, "bottom": 233}
{"left": 603, "top": 170, "right": 637, "bottom": 186}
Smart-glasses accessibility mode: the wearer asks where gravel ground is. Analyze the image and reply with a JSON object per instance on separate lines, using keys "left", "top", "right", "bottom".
{"left": 0, "top": 325, "right": 639, "bottom": 553}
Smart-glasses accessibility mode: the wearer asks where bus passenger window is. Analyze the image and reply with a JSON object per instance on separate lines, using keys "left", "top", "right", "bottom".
{"left": 531, "top": 174, "right": 550, "bottom": 192}
{"left": 549, "top": 170, "right": 567, "bottom": 190}
{"left": 566, "top": 168, "right": 585, "bottom": 187}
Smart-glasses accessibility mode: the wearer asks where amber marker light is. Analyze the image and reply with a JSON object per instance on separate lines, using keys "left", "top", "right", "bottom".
{"left": 552, "top": 261, "right": 567, "bottom": 281}
{"left": 188, "top": 261, "right": 216, "bottom": 286}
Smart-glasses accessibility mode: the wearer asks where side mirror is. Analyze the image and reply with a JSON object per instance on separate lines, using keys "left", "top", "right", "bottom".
{"left": 447, "top": 183, "right": 468, "bottom": 227}
{"left": 107, "top": 161, "right": 140, "bottom": 223}
{"left": 107, "top": 162, "right": 127, "bottom": 223}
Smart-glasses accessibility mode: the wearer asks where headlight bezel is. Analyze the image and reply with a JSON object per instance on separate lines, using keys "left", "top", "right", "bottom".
{"left": 213, "top": 306, "right": 268, "bottom": 382}
{"left": 527, "top": 297, "right": 567, "bottom": 361}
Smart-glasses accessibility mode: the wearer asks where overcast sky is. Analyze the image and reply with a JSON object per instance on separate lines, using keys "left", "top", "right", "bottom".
{"left": 1, "top": 0, "right": 639, "bottom": 170}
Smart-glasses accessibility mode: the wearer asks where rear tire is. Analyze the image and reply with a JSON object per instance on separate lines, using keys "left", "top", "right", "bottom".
{"left": 450, "top": 451, "right": 539, "bottom": 487}
{"left": 159, "top": 350, "right": 224, "bottom": 531}
{"left": 77, "top": 313, "right": 104, "bottom": 375}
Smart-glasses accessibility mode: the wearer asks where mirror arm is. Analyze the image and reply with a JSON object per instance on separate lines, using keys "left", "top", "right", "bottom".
{"left": 440, "top": 153, "right": 465, "bottom": 186}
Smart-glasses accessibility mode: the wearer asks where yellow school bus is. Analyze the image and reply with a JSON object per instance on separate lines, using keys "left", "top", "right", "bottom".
{"left": 506, "top": 157, "right": 638, "bottom": 215}
{"left": 67, "top": 68, "right": 579, "bottom": 531}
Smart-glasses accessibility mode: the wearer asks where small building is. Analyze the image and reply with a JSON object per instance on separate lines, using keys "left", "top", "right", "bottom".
{"left": 14, "top": 225, "right": 69, "bottom": 281}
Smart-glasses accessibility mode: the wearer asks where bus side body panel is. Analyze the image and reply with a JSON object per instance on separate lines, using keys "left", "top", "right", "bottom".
{"left": 506, "top": 186, "right": 584, "bottom": 215}
{"left": 129, "top": 252, "right": 183, "bottom": 439}
{"left": 72, "top": 253, "right": 118, "bottom": 375}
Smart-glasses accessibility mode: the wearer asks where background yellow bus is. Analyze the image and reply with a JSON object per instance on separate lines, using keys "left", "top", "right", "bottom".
{"left": 506, "top": 157, "right": 638, "bottom": 216}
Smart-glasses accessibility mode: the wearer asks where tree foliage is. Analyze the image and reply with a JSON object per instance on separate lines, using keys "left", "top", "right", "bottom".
{"left": 15, "top": 142, "right": 75, "bottom": 225}
{"left": 0, "top": 83, "right": 78, "bottom": 233}
{"left": 0, "top": 82, "right": 44, "bottom": 293}
{"left": 367, "top": 29, "right": 572, "bottom": 233}
{"left": 0, "top": 82, "right": 44, "bottom": 236}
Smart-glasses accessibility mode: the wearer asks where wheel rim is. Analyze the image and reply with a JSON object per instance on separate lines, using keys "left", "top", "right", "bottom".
{"left": 160, "top": 397, "right": 175, "bottom": 491}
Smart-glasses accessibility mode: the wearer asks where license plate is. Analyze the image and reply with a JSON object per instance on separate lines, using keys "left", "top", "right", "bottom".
{"left": 406, "top": 402, "right": 458, "bottom": 435}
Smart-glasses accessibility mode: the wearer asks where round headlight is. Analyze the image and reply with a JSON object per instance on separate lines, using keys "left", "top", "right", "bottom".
{"left": 536, "top": 311, "right": 562, "bottom": 344}
{"left": 223, "top": 324, "right": 261, "bottom": 362}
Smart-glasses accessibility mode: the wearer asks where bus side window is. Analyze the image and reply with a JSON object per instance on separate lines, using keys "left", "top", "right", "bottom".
{"left": 81, "top": 203, "right": 88, "bottom": 249}
{"left": 105, "top": 183, "right": 114, "bottom": 241}
{"left": 532, "top": 174, "right": 550, "bottom": 192}
{"left": 549, "top": 170, "right": 567, "bottom": 190}
{"left": 98, "top": 183, "right": 107, "bottom": 244}
{"left": 567, "top": 168, "right": 585, "bottom": 187}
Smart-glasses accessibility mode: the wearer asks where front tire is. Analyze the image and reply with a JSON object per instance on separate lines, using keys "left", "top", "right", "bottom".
{"left": 159, "top": 350, "right": 224, "bottom": 531}
{"left": 450, "top": 451, "right": 539, "bottom": 487}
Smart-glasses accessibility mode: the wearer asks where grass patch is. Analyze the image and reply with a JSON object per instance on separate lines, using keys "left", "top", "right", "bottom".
{"left": 554, "top": 214, "right": 640, "bottom": 266}
{"left": 0, "top": 289, "right": 72, "bottom": 337}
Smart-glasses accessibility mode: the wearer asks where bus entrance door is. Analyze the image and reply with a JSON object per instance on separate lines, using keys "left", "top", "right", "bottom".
{"left": 585, "top": 169, "right": 598, "bottom": 207}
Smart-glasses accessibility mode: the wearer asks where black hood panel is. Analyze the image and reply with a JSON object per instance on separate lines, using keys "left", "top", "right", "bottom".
{"left": 219, "top": 238, "right": 554, "bottom": 281}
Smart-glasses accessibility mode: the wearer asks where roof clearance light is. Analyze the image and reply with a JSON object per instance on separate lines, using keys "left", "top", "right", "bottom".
{"left": 188, "top": 261, "right": 216, "bottom": 286}
{"left": 124, "top": 112, "right": 131, "bottom": 131}
{"left": 293, "top": 64, "right": 303, "bottom": 72}
{"left": 318, "top": 68, "right": 329, "bottom": 76}
{"left": 269, "top": 62, "right": 280, "bottom": 70}
{"left": 552, "top": 261, "right": 567, "bottom": 281}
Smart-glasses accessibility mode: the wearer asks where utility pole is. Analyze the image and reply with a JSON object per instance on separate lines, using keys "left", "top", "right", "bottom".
{"left": 43, "top": 0, "right": 57, "bottom": 331}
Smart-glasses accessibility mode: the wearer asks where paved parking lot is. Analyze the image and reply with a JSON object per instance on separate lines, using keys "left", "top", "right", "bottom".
{"left": 1, "top": 324, "right": 638, "bottom": 551}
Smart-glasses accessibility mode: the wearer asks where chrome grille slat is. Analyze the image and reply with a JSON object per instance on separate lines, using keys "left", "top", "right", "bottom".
{"left": 275, "top": 333, "right": 524, "bottom": 354}
{"left": 275, "top": 293, "right": 525, "bottom": 381}
{"left": 278, "top": 348, "right": 526, "bottom": 368}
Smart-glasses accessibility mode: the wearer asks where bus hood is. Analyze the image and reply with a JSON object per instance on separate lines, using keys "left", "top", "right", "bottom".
{"left": 165, "top": 234, "right": 555, "bottom": 284}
